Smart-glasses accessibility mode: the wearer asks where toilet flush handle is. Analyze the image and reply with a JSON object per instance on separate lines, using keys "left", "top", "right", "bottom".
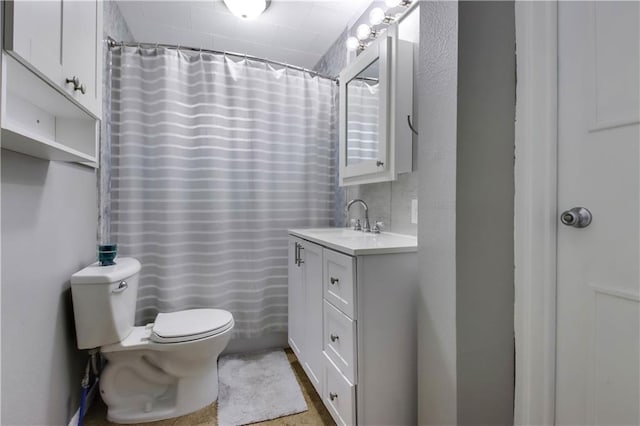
{"left": 112, "top": 281, "right": 128, "bottom": 294}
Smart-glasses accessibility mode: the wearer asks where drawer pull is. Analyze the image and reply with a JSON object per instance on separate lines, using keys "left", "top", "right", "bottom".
{"left": 330, "top": 334, "right": 339, "bottom": 342}
{"left": 330, "top": 277, "right": 339, "bottom": 285}
{"left": 329, "top": 392, "right": 338, "bottom": 401}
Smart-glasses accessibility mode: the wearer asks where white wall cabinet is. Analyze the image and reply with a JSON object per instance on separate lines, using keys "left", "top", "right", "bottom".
{"left": 288, "top": 233, "right": 418, "bottom": 425}
{"left": 339, "top": 27, "right": 414, "bottom": 186}
{"left": 4, "top": 0, "right": 103, "bottom": 117}
{"left": 2, "top": 0, "right": 102, "bottom": 166}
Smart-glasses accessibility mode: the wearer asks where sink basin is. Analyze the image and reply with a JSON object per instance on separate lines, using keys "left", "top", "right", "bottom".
{"left": 306, "top": 228, "right": 379, "bottom": 237}
{"left": 288, "top": 227, "right": 417, "bottom": 256}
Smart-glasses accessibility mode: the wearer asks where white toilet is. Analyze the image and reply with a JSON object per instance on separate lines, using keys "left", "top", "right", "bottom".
{"left": 70, "top": 257, "right": 234, "bottom": 424}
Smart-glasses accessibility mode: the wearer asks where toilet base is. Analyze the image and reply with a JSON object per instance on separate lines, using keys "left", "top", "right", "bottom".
{"left": 103, "top": 360, "right": 219, "bottom": 424}
{"left": 99, "top": 324, "right": 233, "bottom": 424}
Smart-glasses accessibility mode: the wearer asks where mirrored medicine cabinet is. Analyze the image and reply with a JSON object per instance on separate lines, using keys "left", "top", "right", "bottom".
{"left": 339, "top": 26, "right": 414, "bottom": 186}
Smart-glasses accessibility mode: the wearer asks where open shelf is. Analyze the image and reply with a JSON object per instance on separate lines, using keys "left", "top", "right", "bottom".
{"left": 1, "top": 52, "right": 99, "bottom": 167}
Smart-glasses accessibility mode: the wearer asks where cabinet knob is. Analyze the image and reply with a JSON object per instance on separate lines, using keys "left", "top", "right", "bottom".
{"left": 376, "top": 160, "right": 384, "bottom": 167}
{"left": 330, "top": 277, "right": 339, "bottom": 285}
{"left": 66, "top": 76, "right": 80, "bottom": 88}
{"left": 330, "top": 334, "right": 339, "bottom": 342}
{"left": 329, "top": 392, "right": 338, "bottom": 401}
{"left": 65, "top": 76, "right": 86, "bottom": 94}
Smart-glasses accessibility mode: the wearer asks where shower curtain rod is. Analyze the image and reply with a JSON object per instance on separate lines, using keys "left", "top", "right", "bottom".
{"left": 106, "top": 36, "right": 338, "bottom": 82}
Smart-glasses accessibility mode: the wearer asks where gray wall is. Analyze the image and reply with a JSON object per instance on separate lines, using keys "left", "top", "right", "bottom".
{"left": 0, "top": 2, "right": 133, "bottom": 424}
{"left": 100, "top": 0, "right": 135, "bottom": 243}
{"left": 1, "top": 151, "right": 97, "bottom": 425}
{"left": 417, "top": 2, "right": 460, "bottom": 423}
{"left": 314, "top": 6, "right": 419, "bottom": 236}
{"left": 417, "top": 1, "right": 516, "bottom": 425}
{"left": 455, "top": 2, "right": 515, "bottom": 424}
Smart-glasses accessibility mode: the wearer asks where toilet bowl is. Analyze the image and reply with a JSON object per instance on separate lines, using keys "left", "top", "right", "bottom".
{"left": 71, "top": 258, "right": 235, "bottom": 424}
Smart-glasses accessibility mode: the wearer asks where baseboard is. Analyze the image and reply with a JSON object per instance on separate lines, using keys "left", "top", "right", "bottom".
{"left": 67, "top": 379, "right": 100, "bottom": 426}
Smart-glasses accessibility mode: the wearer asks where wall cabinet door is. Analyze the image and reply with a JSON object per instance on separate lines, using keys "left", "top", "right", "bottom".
{"left": 288, "top": 237, "right": 305, "bottom": 358}
{"left": 4, "top": 0, "right": 63, "bottom": 85}
{"left": 288, "top": 236, "right": 324, "bottom": 397}
{"left": 4, "top": 0, "right": 102, "bottom": 117}
{"left": 61, "top": 0, "right": 102, "bottom": 116}
{"left": 301, "top": 240, "right": 324, "bottom": 396}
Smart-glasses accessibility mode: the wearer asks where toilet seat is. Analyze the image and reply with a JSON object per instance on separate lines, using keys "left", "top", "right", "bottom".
{"left": 151, "top": 309, "right": 234, "bottom": 344}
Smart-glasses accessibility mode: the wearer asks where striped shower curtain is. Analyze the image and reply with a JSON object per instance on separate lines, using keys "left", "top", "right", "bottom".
{"left": 346, "top": 79, "right": 379, "bottom": 163}
{"left": 108, "top": 46, "right": 336, "bottom": 338}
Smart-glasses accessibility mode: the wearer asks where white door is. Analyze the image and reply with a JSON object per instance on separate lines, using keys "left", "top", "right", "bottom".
{"left": 556, "top": 2, "right": 640, "bottom": 425}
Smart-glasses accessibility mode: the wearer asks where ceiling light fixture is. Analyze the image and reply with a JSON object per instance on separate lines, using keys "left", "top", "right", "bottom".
{"left": 223, "top": 0, "right": 271, "bottom": 20}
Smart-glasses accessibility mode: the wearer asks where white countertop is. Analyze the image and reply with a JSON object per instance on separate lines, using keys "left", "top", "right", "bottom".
{"left": 288, "top": 228, "right": 417, "bottom": 256}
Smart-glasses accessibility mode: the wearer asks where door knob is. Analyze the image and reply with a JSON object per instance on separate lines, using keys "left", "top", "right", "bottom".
{"left": 560, "top": 207, "right": 592, "bottom": 228}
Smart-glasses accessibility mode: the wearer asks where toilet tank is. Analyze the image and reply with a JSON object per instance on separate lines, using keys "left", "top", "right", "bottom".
{"left": 71, "top": 257, "right": 141, "bottom": 349}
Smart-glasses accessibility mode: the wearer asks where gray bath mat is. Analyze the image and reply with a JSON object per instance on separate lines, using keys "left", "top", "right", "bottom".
{"left": 217, "top": 349, "right": 308, "bottom": 426}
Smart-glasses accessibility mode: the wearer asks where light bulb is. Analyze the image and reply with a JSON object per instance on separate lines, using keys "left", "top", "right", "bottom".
{"left": 356, "top": 23, "right": 372, "bottom": 41}
{"left": 385, "top": 0, "right": 402, "bottom": 7}
{"left": 346, "top": 36, "right": 360, "bottom": 51}
{"left": 223, "top": 0, "right": 267, "bottom": 19}
{"left": 369, "top": 7, "right": 386, "bottom": 26}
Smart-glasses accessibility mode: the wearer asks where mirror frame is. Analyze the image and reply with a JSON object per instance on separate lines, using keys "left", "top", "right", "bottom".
{"left": 339, "top": 35, "right": 391, "bottom": 181}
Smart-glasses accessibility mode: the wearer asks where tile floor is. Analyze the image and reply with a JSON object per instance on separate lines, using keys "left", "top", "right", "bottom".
{"left": 83, "top": 349, "right": 336, "bottom": 426}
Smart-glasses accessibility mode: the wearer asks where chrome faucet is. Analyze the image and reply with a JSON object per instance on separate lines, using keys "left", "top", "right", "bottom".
{"left": 346, "top": 199, "right": 371, "bottom": 232}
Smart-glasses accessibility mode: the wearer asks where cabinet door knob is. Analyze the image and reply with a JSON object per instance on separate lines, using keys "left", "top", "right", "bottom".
{"left": 66, "top": 76, "right": 80, "bottom": 87}
{"left": 65, "top": 76, "right": 86, "bottom": 94}
{"left": 330, "top": 334, "right": 339, "bottom": 342}
{"left": 376, "top": 160, "right": 384, "bottom": 167}
{"left": 330, "top": 277, "right": 339, "bottom": 285}
{"left": 329, "top": 392, "right": 338, "bottom": 401}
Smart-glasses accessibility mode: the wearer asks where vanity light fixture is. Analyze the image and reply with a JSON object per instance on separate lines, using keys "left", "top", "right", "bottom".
{"left": 385, "top": 0, "right": 412, "bottom": 8}
{"left": 346, "top": 36, "right": 365, "bottom": 52}
{"left": 356, "top": 23, "right": 375, "bottom": 40}
{"left": 369, "top": 7, "right": 395, "bottom": 26}
{"left": 223, "top": 0, "right": 270, "bottom": 20}
{"left": 345, "top": 0, "right": 413, "bottom": 52}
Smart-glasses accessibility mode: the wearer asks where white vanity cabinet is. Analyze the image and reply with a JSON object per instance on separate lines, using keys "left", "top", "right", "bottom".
{"left": 288, "top": 229, "right": 418, "bottom": 425}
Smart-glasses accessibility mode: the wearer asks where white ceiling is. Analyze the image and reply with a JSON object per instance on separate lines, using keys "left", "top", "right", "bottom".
{"left": 115, "top": 0, "right": 372, "bottom": 69}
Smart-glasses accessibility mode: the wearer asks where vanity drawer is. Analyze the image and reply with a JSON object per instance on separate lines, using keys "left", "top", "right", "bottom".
{"left": 323, "top": 351, "right": 356, "bottom": 426}
{"left": 324, "top": 300, "right": 357, "bottom": 384}
{"left": 323, "top": 248, "right": 356, "bottom": 318}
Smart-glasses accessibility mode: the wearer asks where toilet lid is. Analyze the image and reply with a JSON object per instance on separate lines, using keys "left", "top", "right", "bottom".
{"left": 151, "top": 309, "right": 234, "bottom": 344}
